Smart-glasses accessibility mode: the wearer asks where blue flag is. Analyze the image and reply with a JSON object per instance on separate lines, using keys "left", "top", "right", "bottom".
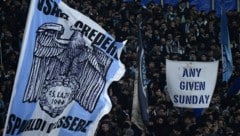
{"left": 137, "top": 28, "right": 149, "bottom": 125}
{"left": 215, "top": 0, "right": 237, "bottom": 16}
{"left": 123, "top": 0, "right": 135, "bottom": 2}
{"left": 164, "top": 0, "right": 179, "bottom": 6}
{"left": 4, "top": 1, "right": 126, "bottom": 136}
{"left": 131, "top": 23, "right": 149, "bottom": 131}
{"left": 220, "top": 0, "right": 233, "bottom": 82}
{"left": 227, "top": 77, "right": 240, "bottom": 96}
{"left": 141, "top": 0, "right": 149, "bottom": 7}
{"left": 189, "top": 0, "right": 211, "bottom": 13}
{"left": 141, "top": 0, "right": 160, "bottom": 8}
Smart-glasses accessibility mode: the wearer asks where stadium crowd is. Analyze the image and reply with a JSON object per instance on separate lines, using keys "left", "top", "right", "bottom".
{"left": 0, "top": 0, "right": 240, "bottom": 135}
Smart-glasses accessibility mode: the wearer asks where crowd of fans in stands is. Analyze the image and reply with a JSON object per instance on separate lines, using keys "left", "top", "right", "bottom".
{"left": 0, "top": 0, "right": 240, "bottom": 135}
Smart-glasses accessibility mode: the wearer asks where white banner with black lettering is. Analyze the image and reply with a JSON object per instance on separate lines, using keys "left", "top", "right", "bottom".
{"left": 166, "top": 59, "right": 219, "bottom": 108}
{"left": 4, "top": 0, "right": 126, "bottom": 136}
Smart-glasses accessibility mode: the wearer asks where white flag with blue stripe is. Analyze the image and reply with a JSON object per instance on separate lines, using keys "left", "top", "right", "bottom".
{"left": 4, "top": 0, "right": 126, "bottom": 136}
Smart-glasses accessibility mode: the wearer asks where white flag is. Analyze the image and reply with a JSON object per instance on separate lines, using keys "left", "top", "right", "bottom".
{"left": 4, "top": 1, "right": 125, "bottom": 136}
{"left": 166, "top": 59, "right": 218, "bottom": 108}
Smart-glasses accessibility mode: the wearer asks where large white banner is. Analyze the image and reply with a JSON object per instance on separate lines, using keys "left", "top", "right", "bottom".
{"left": 4, "top": 0, "right": 125, "bottom": 136}
{"left": 166, "top": 59, "right": 219, "bottom": 108}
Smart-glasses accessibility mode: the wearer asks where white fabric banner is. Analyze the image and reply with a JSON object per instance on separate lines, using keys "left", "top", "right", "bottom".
{"left": 166, "top": 59, "right": 219, "bottom": 108}
{"left": 4, "top": 1, "right": 125, "bottom": 136}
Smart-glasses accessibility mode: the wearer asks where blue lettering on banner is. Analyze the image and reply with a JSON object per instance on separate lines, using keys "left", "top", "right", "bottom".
{"left": 179, "top": 81, "right": 205, "bottom": 90}
{"left": 37, "top": 0, "right": 119, "bottom": 60}
{"left": 182, "top": 68, "right": 202, "bottom": 77}
{"left": 173, "top": 95, "right": 210, "bottom": 104}
{"left": 38, "top": 0, "right": 69, "bottom": 20}
{"left": 6, "top": 114, "right": 92, "bottom": 135}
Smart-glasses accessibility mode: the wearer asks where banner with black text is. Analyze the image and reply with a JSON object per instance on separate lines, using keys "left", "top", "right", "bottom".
{"left": 4, "top": 0, "right": 126, "bottom": 136}
{"left": 166, "top": 60, "right": 218, "bottom": 108}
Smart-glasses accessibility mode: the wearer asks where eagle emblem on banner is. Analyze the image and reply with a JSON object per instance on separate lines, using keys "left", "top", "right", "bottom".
{"left": 23, "top": 23, "right": 112, "bottom": 118}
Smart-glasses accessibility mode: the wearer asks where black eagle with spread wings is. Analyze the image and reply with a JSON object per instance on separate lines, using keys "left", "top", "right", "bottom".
{"left": 23, "top": 23, "right": 113, "bottom": 117}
